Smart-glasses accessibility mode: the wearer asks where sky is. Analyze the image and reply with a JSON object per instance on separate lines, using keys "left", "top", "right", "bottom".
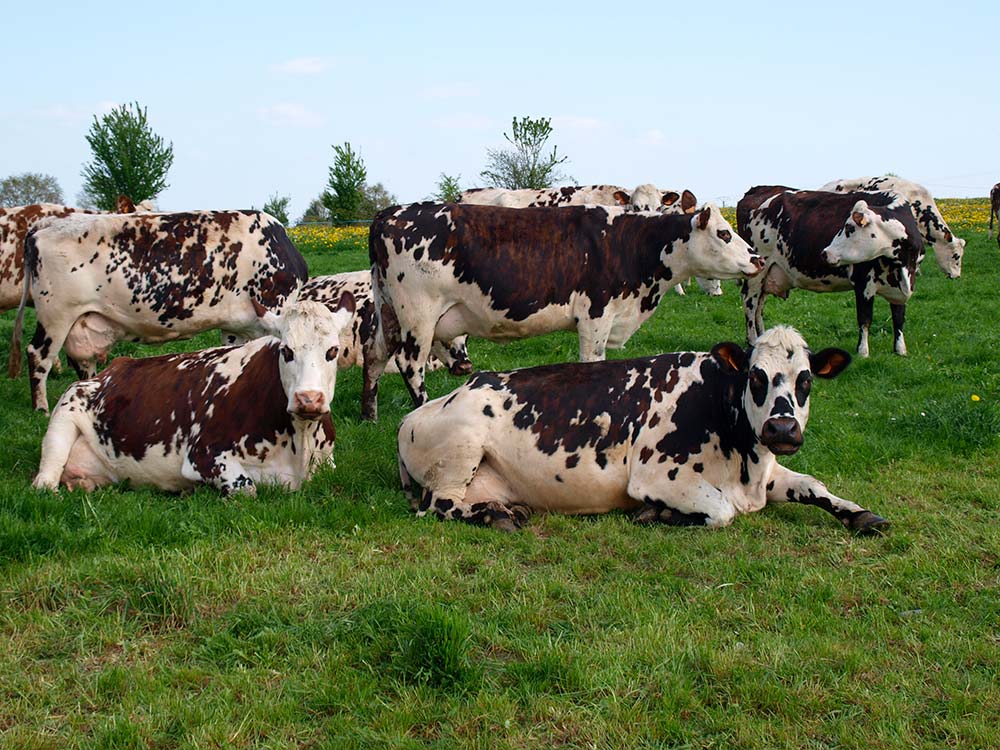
{"left": 2, "top": 1, "right": 997, "bottom": 220}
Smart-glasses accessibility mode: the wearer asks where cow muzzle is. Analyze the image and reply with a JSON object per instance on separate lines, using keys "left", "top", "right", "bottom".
{"left": 448, "top": 358, "right": 474, "bottom": 376}
{"left": 760, "top": 417, "right": 803, "bottom": 455}
{"left": 290, "top": 390, "right": 327, "bottom": 419}
{"left": 746, "top": 256, "right": 766, "bottom": 276}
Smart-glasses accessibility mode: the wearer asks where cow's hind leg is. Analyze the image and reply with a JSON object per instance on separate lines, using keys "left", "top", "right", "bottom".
{"left": 766, "top": 464, "right": 888, "bottom": 534}
{"left": 890, "top": 303, "right": 907, "bottom": 356}
{"left": 27, "top": 317, "right": 75, "bottom": 413}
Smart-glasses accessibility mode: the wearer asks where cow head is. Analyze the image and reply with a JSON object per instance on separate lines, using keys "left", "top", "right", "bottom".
{"left": 712, "top": 326, "right": 851, "bottom": 456}
{"left": 683, "top": 204, "right": 765, "bottom": 280}
{"left": 821, "top": 200, "right": 914, "bottom": 266}
{"left": 254, "top": 294, "right": 356, "bottom": 419}
{"left": 931, "top": 231, "right": 964, "bottom": 279}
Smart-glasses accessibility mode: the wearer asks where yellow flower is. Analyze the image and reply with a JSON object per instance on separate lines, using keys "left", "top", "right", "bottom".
{"left": 971, "top": 394, "right": 981, "bottom": 402}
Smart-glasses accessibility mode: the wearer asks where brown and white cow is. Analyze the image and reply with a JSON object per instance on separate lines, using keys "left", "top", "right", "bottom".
{"left": 990, "top": 183, "right": 1000, "bottom": 241}
{"left": 362, "top": 201, "right": 763, "bottom": 420}
{"left": 299, "top": 270, "right": 471, "bottom": 375}
{"left": 819, "top": 175, "right": 964, "bottom": 278}
{"left": 738, "top": 186, "right": 925, "bottom": 357}
{"left": 458, "top": 184, "right": 721, "bottom": 296}
{"left": 34, "top": 297, "right": 354, "bottom": 495}
{"left": 397, "top": 325, "right": 888, "bottom": 533}
{"left": 9, "top": 210, "right": 308, "bottom": 412}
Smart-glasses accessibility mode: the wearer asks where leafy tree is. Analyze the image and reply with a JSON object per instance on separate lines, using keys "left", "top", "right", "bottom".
{"left": 80, "top": 101, "right": 174, "bottom": 211}
{"left": 322, "top": 142, "right": 367, "bottom": 222}
{"left": 433, "top": 173, "right": 463, "bottom": 202}
{"left": 356, "top": 182, "right": 398, "bottom": 220}
{"left": 480, "top": 116, "right": 569, "bottom": 190}
{"left": 298, "top": 196, "right": 330, "bottom": 223}
{"left": 0, "top": 172, "right": 64, "bottom": 207}
{"left": 262, "top": 193, "right": 291, "bottom": 225}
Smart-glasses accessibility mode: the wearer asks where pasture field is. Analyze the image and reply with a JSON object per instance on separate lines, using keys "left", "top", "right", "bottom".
{"left": 1, "top": 200, "right": 998, "bottom": 749}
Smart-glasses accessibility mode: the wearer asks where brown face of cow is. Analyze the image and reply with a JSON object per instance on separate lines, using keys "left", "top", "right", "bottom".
{"left": 258, "top": 294, "right": 356, "bottom": 419}
{"left": 712, "top": 327, "right": 851, "bottom": 456}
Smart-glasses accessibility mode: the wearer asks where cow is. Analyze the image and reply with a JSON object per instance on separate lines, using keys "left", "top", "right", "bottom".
{"left": 8, "top": 209, "right": 308, "bottom": 412}
{"left": 299, "top": 270, "right": 472, "bottom": 375}
{"left": 738, "top": 186, "right": 925, "bottom": 357}
{"left": 819, "top": 176, "right": 964, "bottom": 278}
{"left": 990, "top": 183, "right": 1000, "bottom": 241}
{"left": 396, "top": 325, "right": 888, "bottom": 534}
{"left": 361, "top": 201, "right": 764, "bottom": 420}
{"left": 33, "top": 296, "right": 355, "bottom": 495}
{"left": 458, "top": 184, "right": 722, "bottom": 297}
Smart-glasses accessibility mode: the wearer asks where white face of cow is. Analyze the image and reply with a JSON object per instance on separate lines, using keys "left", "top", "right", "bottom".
{"left": 821, "top": 200, "right": 912, "bottom": 266}
{"left": 257, "top": 295, "right": 356, "bottom": 419}
{"left": 712, "top": 326, "right": 851, "bottom": 456}
{"left": 684, "top": 204, "right": 765, "bottom": 280}
{"left": 932, "top": 233, "right": 965, "bottom": 279}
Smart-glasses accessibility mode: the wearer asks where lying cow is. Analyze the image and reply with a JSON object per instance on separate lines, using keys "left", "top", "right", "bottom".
{"left": 9, "top": 209, "right": 308, "bottom": 412}
{"left": 34, "top": 297, "right": 354, "bottom": 495}
{"left": 458, "top": 184, "right": 721, "bottom": 296}
{"left": 819, "top": 175, "right": 964, "bottom": 278}
{"left": 397, "top": 325, "right": 887, "bottom": 533}
{"left": 738, "top": 186, "right": 924, "bottom": 357}
{"left": 362, "top": 201, "right": 763, "bottom": 420}
{"left": 299, "top": 270, "right": 472, "bottom": 375}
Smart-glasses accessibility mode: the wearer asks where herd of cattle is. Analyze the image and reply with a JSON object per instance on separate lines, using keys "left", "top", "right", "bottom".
{"left": 0, "top": 173, "right": 984, "bottom": 534}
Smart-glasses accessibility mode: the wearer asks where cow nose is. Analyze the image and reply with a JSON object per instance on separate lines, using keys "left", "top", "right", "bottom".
{"left": 292, "top": 390, "right": 327, "bottom": 417}
{"left": 760, "top": 417, "right": 803, "bottom": 454}
{"left": 448, "top": 359, "right": 473, "bottom": 376}
{"left": 748, "top": 256, "right": 765, "bottom": 275}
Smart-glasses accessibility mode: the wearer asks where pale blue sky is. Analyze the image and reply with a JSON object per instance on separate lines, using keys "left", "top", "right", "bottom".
{"left": 3, "top": 1, "right": 997, "bottom": 219}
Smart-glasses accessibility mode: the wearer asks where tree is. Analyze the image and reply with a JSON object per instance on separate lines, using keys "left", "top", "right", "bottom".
{"left": 480, "top": 117, "right": 569, "bottom": 190}
{"left": 355, "top": 182, "right": 398, "bottom": 220}
{"left": 298, "top": 196, "right": 330, "bottom": 224}
{"left": 322, "top": 142, "right": 367, "bottom": 222}
{"left": 262, "top": 193, "right": 291, "bottom": 225}
{"left": 0, "top": 172, "right": 63, "bottom": 207}
{"left": 80, "top": 101, "right": 174, "bottom": 211}
{"left": 433, "top": 173, "right": 463, "bottom": 202}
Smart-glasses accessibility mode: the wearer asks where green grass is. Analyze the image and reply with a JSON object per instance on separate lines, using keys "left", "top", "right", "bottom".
{"left": 1, "top": 226, "right": 999, "bottom": 748}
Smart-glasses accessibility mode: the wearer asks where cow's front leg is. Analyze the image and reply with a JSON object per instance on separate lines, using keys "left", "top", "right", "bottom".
{"left": 890, "top": 303, "right": 907, "bottom": 356}
{"left": 741, "top": 277, "right": 767, "bottom": 344}
{"left": 628, "top": 470, "right": 737, "bottom": 528}
{"left": 577, "top": 315, "right": 614, "bottom": 362}
{"left": 853, "top": 283, "right": 875, "bottom": 357}
{"left": 766, "top": 464, "right": 888, "bottom": 533}
{"left": 182, "top": 453, "right": 256, "bottom": 496}
{"left": 412, "top": 486, "right": 527, "bottom": 532}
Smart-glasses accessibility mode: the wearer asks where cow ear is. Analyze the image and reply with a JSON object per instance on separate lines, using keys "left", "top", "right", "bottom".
{"left": 851, "top": 200, "right": 870, "bottom": 227}
{"left": 117, "top": 195, "right": 136, "bottom": 213}
{"left": 661, "top": 191, "right": 680, "bottom": 207}
{"left": 252, "top": 298, "right": 268, "bottom": 318}
{"left": 696, "top": 205, "right": 711, "bottom": 230}
{"left": 809, "top": 348, "right": 851, "bottom": 379}
{"left": 336, "top": 290, "right": 356, "bottom": 315}
{"left": 612, "top": 190, "right": 630, "bottom": 206}
{"left": 711, "top": 342, "right": 748, "bottom": 373}
{"left": 681, "top": 189, "right": 698, "bottom": 213}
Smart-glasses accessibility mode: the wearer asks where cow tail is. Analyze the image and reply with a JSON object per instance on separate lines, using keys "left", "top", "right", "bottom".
{"left": 7, "top": 251, "right": 32, "bottom": 379}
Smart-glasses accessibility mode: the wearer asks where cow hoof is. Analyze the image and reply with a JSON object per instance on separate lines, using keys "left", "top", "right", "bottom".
{"left": 491, "top": 516, "right": 520, "bottom": 533}
{"left": 851, "top": 511, "right": 889, "bottom": 534}
{"left": 449, "top": 361, "right": 474, "bottom": 376}
{"left": 509, "top": 503, "right": 532, "bottom": 524}
{"left": 632, "top": 504, "right": 661, "bottom": 525}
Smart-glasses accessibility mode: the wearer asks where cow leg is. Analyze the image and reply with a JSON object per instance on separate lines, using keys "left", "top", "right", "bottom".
{"left": 182, "top": 453, "right": 256, "bottom": 496}
{"left": 27, "top": 318, "right": 74, "bottom": 413}
{"left": 628, "top": 472, "right": 737, "bottom": 529}
{"left": 853, "top": 284, "right": 875, "bottom": 357}
{"left": 578, "top": 316, "right": 614, "bottom": 362}
{"left": 672, "top": 283, "right": 686, "bottom": 296}
{"left": 741, "top": 277, "right": 767, "bottom": 344}
{"left": 890, "top": 303, "right": 907, "bottom": 356}
{"left": 33, "top": 408, "right": 83, "bottom": 490}
{"left": 766, "top": 464, "right": 888, "bottom": 534}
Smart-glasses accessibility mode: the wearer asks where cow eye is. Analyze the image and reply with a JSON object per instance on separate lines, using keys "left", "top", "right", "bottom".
{"left": 280, "top": 345, "right": 294, "bottom": 362}
{"left": 716, "top": 229, "right": 732, "bottom": 242}
{"left": 326, "top": 346, "right": 339, "bottom": 362}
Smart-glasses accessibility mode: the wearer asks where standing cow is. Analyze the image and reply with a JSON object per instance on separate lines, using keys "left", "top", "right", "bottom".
{"left": 9, "top": 210, "right": 308, "bottom": 412}
{"left": 299, "top": 270, "right": 472, "bottom": 375}
{"left": 362, "top": 201, "right": 763, "bottom": 420}
{"left": 397, "top": 325, "right": 888, "bottom": 533}
{"left": 819, "top": 175, "right": 964, "bottom": 278}
{"left": 990, "top": 183, "right": 1000, "bottom": 243}
{"left": 34, "top": 297, "right": 355, "bottom": 495}
{"left": 738, "top": 186, "right": 925, "bottom": 357}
